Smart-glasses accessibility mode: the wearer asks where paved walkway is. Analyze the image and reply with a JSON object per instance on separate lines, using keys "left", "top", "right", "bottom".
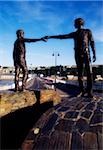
{"left": 22, "top": 92, "right": 103, "bottom": 150}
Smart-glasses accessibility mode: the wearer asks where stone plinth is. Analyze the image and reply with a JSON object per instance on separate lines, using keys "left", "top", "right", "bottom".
{"left": 0, "top": 90, "right": 61, "bottom": 117}
{"left": 22, "top": 94, "right": 103, "bottom": 150}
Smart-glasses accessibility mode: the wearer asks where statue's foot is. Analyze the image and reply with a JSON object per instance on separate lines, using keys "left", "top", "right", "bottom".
{"left": 20, "top": 87, "right": 27, "bottom": 92}
{"left": 22, "top": 89, "right": 27, "bottom": 92}
{"left": 77, "top": 91, "right": 85, "bottom": 97}
{"left": 87, "top": 93, "right": 93, "bottom": 98}
{"left": 14, "top": 88, "right": 19, "bottom": 92}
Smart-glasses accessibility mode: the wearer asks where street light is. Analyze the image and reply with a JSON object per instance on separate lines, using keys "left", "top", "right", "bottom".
{"left": 52, "top": 52, "right": 60, "bottom": 91}
{"left": 30, "top": 64, "right": 32, "bottom": 75}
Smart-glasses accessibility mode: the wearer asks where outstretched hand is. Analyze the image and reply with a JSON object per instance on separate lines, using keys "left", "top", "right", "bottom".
{"left": 44, "top": 36, "right": 49, "bottom": 39}
{"left": 43, "top": 36, "right": 52, "bottom": 40}
{"left": 41, "top": 37, "right": 47, "bottom": 42}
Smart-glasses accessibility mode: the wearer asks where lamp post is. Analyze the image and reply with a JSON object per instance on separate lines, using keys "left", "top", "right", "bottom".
{"left": 52, "top": 52, "right": 60, "bottom": 91}
{"left": 30, "top": 64, "right": 32, "bottom": 74}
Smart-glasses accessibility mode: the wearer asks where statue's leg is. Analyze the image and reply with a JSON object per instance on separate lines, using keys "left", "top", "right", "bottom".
{"left": 21, "top": 61, "right": 28, "bottom": 91}
{"left": 85, "top": 57, "right": 93, "bottom": 97}
{"left": 76, "top": 56, "right": 84, "bottom": 95}
{"left": 15, "top": 65, "right": 20, "bottom": 91}
{"left": 78, "top": 66, "right": 84, "bottom": 93}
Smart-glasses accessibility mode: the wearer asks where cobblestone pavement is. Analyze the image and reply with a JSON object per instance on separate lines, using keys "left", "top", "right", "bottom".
{"left": 22, "top": 93, "right": 103, "bottom": 150}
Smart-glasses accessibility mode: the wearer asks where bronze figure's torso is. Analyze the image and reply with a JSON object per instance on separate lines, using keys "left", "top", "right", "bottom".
{"left": 70, "top": 29, "right": 93, "bottom": 57}
{"left": 13, "top": 38, "right": 26, "bottom": 65}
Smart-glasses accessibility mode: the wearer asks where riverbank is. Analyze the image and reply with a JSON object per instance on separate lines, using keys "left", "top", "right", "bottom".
{"left": 0, "top": 74, "right": 34, "bottom": 91}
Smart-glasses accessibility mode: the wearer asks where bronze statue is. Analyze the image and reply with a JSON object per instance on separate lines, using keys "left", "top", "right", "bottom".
{"left": 45, "top": 18, "right": 96, "bottom": 98}
{"left": 13, "top": 29, "right": 46, "bottom": 92}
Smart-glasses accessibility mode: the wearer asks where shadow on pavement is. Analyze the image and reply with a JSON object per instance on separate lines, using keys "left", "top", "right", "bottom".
{"left": 56, "top": 83, "right": 80, "bottom": 97}
{"left": 1, "top": 98, "right": 53, "bottom": 150}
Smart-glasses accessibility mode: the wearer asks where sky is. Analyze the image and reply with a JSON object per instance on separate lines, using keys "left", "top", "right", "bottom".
{"left": 0, "top": 0, "right": 103, "bottom": 67}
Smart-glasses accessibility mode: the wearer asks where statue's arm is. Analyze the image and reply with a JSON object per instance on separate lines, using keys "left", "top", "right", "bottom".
{"left": 88, "top": 30, "right": 96, "bottom": 62}
{"left": 45, "top": 32, "right": 75, "bottom": 40}
{"left": 23, "top": 38, "right": 46, "bottom": 42}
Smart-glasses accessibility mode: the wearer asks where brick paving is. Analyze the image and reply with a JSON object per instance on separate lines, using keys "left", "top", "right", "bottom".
{"left": 22, "top": 93, "right": 103, "bottom": 150}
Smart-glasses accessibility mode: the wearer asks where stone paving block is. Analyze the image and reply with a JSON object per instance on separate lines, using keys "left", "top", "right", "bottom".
{"left": 74, "top": 102, "right": 85, "bottom": 110}
{"left": 84, "top": 102, "right": 96, "bottom": 111}
{"left": 41, "top": 113, "right": 58, "bottom": 135}
{"left": 97, "top": 101, "right": 103, "bottom": 110}
{"left": 76, "top": 118, "right": 89, "bottom": 134}
{"left": 94, "top": 109, "right": 103, "bottom": 116}
{"left": 90, "top": 113, "right": 103, "bottom": 125}
{"left": 97, "top": 132, "right": 103, "bottom": 150}
{"left": 70, "top": 132, "right": 83, "bottom": 150}
{"left": 90, "top": 125, "right": 103, "bottom": 133}
{"left": 33, "top": 136, "right": 50, "bottom": 150}
{"left": 49, "top": 131, "right": 71, "bottom": 150}
{"left": 62, "top": 100, "right": 75, "bottom": 107}
{"left": 81, "top": 110, "right": 93, "bottom": 119}
{"left": 54, "top": 119, "right": 75, "bottom": 132}
{"left": 58, "top": 106, "right": 70, "bottom": 112}
{"left": 64, "top": 111, "right": 79, "bottom": 119}
{"left": 83, "top": 132, "right": 98, "bottom": 150}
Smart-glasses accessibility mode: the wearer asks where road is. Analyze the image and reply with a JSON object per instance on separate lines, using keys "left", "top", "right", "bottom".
{"left": 27, "top": 76, "right": 79, "bottom": 94}
{"left": 26, "top": 77, "right": 68, "bottom": 97}
{"left": 26, "top": 76, "right": 103, "bottom": 98}
{"left": 26, "top": 77, "right": 47, "bottom": 90}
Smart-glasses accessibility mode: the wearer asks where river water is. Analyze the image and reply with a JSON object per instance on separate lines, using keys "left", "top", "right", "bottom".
{"left": 0, "top": 80, "right": 14, "bottom": 86}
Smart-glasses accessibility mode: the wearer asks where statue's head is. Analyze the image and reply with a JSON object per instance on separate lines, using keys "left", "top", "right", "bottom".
{"left": 16, "top": 29, "right": 24, "bottom": 38}
{"left": 74, "top": 18, "right": 84, "bottom": 29}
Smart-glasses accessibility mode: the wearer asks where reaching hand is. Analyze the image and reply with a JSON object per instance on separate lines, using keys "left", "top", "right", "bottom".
{"left": 44, "top": 36, "right": 52, "bottom": 40}
{"left": 44, "top": 36, "right": 49, "bottom": 39}
{"left": 93, "top": 55, "right": 96, "bottom": 62}
{"left": 41, "top": 37, "right": 47, "bottom": 42}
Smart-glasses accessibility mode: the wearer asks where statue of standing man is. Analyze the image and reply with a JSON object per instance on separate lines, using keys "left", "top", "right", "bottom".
{"left": 13, "top": 29, "right": 46, "bottom": 92}
{"left": 45, "top": 18, "right": 96, "bottom": 98}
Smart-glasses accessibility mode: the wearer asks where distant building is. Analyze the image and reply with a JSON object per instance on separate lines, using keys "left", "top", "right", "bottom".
{"left": 0, "top": 66, "right": 14, "bottom": 74}
{"left": 0, "top": 65, "right": 103, "bottom": 78}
